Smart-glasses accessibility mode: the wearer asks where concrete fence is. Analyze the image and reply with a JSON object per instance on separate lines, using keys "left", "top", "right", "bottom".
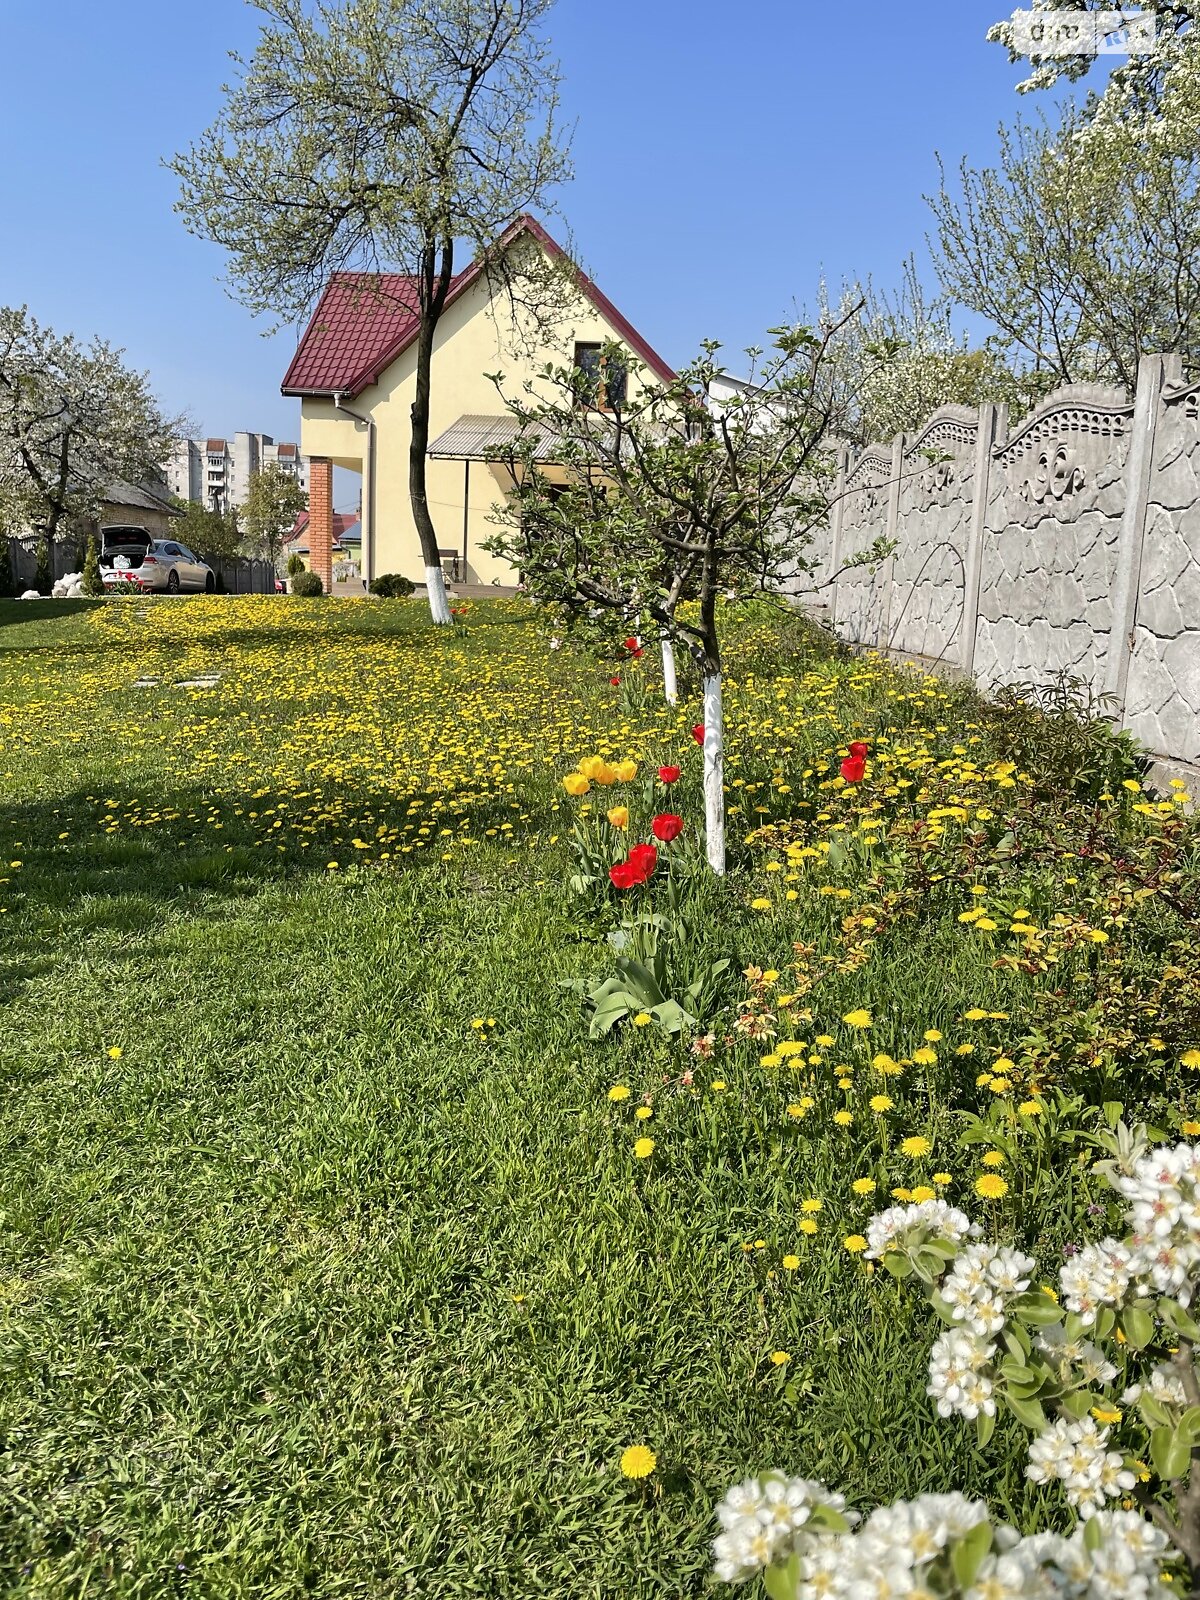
{"left": 804, "top": 353, "right": 1200, "bottom": 780}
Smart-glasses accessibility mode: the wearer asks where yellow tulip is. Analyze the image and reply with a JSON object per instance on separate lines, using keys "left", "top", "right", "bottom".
{"left": 607, "top": 806, "right": 629, "bottom": 828}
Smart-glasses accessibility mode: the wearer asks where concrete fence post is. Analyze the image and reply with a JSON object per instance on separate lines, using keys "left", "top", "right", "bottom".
{"left": 1106, "top": 353, "right": 1180, "bottom": 712}
{"left": 827, "top": 443, "right": 849, "bottom": 627}
{"left": 878, "top": 433, "right": 905, "bottom": 650}
{"left": 960, "top": 402, "right": 1007, "bottom": 677}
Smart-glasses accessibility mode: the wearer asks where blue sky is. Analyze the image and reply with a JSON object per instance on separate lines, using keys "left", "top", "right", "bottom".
{"left": 1, "top": 1, "right": 1098, "bottom": 506}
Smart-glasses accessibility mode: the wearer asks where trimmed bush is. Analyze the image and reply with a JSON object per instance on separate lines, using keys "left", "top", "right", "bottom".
{"left": 82, "top": 537, "right": 104, "bottom": 597}
{"left": 291, "top": 569, "right": 324, "bottom": 597}
{"left": 287, "top": 553, "right": 305, "bottom": 577}
{"left": 369, "top": 572, "right": 416, "bottom": 598}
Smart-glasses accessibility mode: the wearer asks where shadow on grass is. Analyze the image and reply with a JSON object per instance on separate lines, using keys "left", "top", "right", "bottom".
{"left": 0, "top": 776, "right": 557, "bottom": 1006}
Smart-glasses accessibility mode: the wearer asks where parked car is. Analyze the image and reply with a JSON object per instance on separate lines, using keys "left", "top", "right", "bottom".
{"left": 100, "top": 527, "right": 215, "bottom": 593}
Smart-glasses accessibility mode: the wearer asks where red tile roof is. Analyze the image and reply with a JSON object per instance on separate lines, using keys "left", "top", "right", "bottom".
{"left": 277, "top": 443, "right": 297, "bottom": 458}
{"left": 281, "top": 215, "right": 674, "bottom": 399}
{"left": 287, "top": 509, "right": 357, "bottom": 544}
{"left": 206, "top": 438, "right": 226, "bottom": 453}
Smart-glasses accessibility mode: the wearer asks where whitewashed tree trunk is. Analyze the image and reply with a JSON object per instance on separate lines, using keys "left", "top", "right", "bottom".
{"left": 424, "top": 565, "right": 453, "bottom": 625}
{"left": 702, "top": 671, "right": 725, "bottom": 875}
{"left": 661, "top": 637, "right": 678, "bottom": 705}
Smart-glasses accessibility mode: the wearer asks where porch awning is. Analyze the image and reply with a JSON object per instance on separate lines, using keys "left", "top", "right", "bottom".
{"left": 426, "top": 414, "right": 563, "bottom": 462}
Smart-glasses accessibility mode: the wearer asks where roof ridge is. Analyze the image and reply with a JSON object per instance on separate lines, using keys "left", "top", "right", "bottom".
{"left": 281, "top": 215, "right": 674, "bottom": 398}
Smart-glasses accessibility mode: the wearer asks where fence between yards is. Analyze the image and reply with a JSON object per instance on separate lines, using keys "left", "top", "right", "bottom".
{"left": 795, "top": 353, "right": 1200, "bottom": 785}
{"left": 2, "top": 538, "right": 277, "bottom": 596}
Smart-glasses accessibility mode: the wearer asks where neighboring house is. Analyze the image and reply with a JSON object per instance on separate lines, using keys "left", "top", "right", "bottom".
{"left": 169, "top": 433, "right": 310, "bottom": 514}
{"left": 283, "top": 509, "right": 356, "bottom": 568}
{"left": 92, "top": 477, "right": 182, "bottom": 540}
{"left": 281, "top": 214, "right": 674, "bottom": 591}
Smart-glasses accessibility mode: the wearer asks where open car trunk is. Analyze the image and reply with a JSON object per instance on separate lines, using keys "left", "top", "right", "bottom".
{"left": 100, "top": 526, "right": 153, "bottom": 570}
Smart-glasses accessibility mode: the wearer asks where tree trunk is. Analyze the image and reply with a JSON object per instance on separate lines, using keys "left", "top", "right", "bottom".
{"left": 410, "top": 259, "right": 454, "bottom": 627}
{"left": 661, "top": 637, "right": 678, "bottom": 705}
{"left": 702, "top": 671, "right": 725, "bottom": 875}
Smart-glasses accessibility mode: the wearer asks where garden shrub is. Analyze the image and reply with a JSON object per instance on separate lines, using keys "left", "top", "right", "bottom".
{"left": 287, "top": 553, "right": 305, "bottom": 577}
{"left": 370, "top": 572, "right": 415, "bottom": 598}
{"left": 987, "top": 670, "right": 1148, "bottom": 798}
{"left": 291, "top": 569, "right": 324, "bottom": 596}
{"left": 0, "top": 538, "right": 12, "bottom": 598}
{"left": 34, "top": 537, "right": 52, "bottom": 594}
{"left": 81, "top": 537, "right": 103, "bottom": 597}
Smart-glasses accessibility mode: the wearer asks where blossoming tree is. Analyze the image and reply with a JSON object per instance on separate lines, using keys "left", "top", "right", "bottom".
{"left": 485, "top": 321, "right": 890, "bottom": 874}
{"left": 710, "top": 1134, "right": 1200, "bottom": 1598}
{"left": 171, "top": 0, "right": 570, "bottom": 627}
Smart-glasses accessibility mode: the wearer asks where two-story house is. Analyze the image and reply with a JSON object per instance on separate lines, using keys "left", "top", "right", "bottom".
{"left": 280, "top": 215, "right": 674, "bottom": 591}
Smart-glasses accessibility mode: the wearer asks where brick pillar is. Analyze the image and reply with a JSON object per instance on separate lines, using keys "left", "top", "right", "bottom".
{"left": 308, "top": 457, "right": 334, "bottom": 592}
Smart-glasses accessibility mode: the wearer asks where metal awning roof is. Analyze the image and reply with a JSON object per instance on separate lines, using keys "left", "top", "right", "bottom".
{"left": 427, "top": 414, "right": 564, "bottom": 461}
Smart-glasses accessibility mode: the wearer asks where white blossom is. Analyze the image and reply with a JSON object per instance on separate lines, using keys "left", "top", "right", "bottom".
{"left": 941, "top": 1243, "right": 1034, "bottom": 1336}
{"left": 1058, "top": 1239, "right": 1134, "bottom": 1325}
{"left": 927, "top": 1328, "right": 996, "bottom": 1420}
{"left": 711, "top": 1475, "right": 849, "bottom": 1585}
{"left": 1122, "top": 1360, "right": 1187, "bottom": 1409}
{"left": 1025, "top": 1417, "right": 1135, "bottom": 1517}
{"left": 865, "top": 1199, "right": 978, "bottom": 1261}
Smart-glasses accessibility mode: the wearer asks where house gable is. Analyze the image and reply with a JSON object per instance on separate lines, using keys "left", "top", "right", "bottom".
{"left": 281, "top": 216, "right": 674, "bottom": 399}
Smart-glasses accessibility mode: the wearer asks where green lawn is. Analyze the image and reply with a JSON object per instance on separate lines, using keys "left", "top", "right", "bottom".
{"left": 0, "top": 596, "right": 1196, "bottom": 1597}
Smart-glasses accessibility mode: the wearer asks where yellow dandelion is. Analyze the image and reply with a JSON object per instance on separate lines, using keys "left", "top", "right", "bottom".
{"left": 769, "top": 1350, "right": 791, "bottom": 1366}
{"left": 608, "top": 1085, "right": 631, "bottom": 1101}
{"left": 900, "top": 1136, "right": 932, "bottom": 1158}
{"left": 798, "top": 1218, "right": 819, "bottom": 1235}
{"left": 1182, "top": 1051, "right": 1200, "bottom": 1070}
{"left": 801, "top": 1198, "right": 823, "bottom": 1213}
{"left": 633, "top": 1012, "right": 652, "bottom": 1027}
{"left": 923, "top": 1029, "right": 942, "bottom": 1042}
{"left": 843, "top": 1235, "right": 868, "bottom": 1254}
{"left": 912, "top": 1046, "right": 937, "bottom": 1066}
{"left": 634, "top": 1106, "right": 653, "bottom": 1121}
{"left": 619, "top": 1445, "right": 657, "bottom": 1479}
{"left": 634, "top": 1137, "right": 655, "bottom": 1159}
{"left": 975, "top": 1173, "right": 1009, "bottom": 1200}
{"left": 842, "top": 1008, "right": 872, "bottom": 1029}
{"left": 869, "top": 1094, "right": 894, "bottom": 1113}
{"left": 833, "top": 1110, "right": 854, "bottom": 1127}
{"left": 910, "top": 1185, "right": 936, "bottom": 1203}
{"left": 782, "top": 1255, "right": 801, "bottom": 1270}
{"left": 932, "top": 1172, "right": 953, "bottom": 1186}
{"left": 851, "top": 1178, "right": 876, "bottom": 1195}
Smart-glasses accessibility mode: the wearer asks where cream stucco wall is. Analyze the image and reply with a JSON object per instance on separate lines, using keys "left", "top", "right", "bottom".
{"left": 299, "top": 245, "right": 662, "bottom": 586}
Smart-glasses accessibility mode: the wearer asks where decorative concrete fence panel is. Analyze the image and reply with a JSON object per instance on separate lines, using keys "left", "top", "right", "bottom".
{"left": 975, "top": 384, "right": 1129, "bottom": 695}
{"left": 889, "top": 407, "right": 977, "bottom": 662}
{"left": 807, "top": 354, "right": 1200, "bottom": 779}
{"left": 1125, "top": 384, "right": 1200, "bottom": 767}
{"left": 830, "top": 445, "right": 892, "bottom": 648}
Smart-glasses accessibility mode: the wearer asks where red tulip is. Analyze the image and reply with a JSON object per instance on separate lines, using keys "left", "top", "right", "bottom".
{"left": 622, "top": 635, "right": 644, "bottom": 659}
{"left": 610, "top": 676, "right": 621, "bottom": 686}
{"left": 692, "top": 724, "right": 704, "bottom": 745}
{"left": 609, "top": 860, "right": 639, "bottom": 890}
{"left": 657, "top": 765, "right": 682, "bottom": 784}
{"left": 652, "top": 813, "right": 683, "bottom": 843}
{"left": 848, "top": 740, "right": 869, "bottom": 759}
{"left": 840, "top": 755, "right": 866, "bottom": 784}
{"left": 628, "top": 842, "right": 658, "bottom": 880}
{"left": 623, "top": 636, "right": 638, "bottom": 651}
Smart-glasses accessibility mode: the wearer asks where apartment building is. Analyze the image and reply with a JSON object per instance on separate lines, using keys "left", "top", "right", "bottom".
{"left": 168, "top": 432, "right": 310, "bottom": 513}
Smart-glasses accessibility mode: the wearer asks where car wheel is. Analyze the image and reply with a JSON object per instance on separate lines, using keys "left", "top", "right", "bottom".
{"left": 205, "top": 572, "right": 215, "bottom": 593}
{"left": 167, "top": 570, "right": 180, "bottom": 593}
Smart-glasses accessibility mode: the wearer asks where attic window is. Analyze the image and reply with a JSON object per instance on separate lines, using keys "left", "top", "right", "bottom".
{"left": 573, "top": 342, "right": 627, "bottom": 412}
